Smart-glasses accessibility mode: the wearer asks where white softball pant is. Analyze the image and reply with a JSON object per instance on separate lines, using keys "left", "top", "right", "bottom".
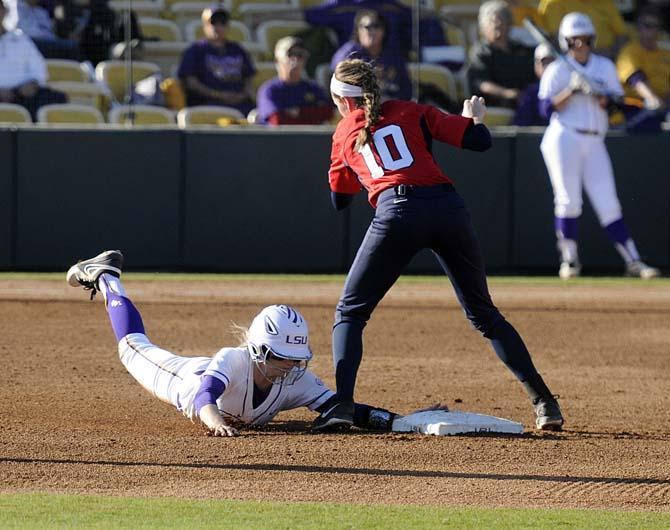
{"left": 540, "top": 121, "right": 622, "bottom": 226}
{"left": 118, "top": 333, "right": 210, "bottom": 410}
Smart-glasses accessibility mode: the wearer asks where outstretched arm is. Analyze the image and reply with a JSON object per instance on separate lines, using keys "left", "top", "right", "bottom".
{"left": 194, "top": 376, "right": 239, "bottom": 437}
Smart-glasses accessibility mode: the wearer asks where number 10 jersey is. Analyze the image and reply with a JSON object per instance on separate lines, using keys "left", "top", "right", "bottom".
{"left": 328, "top": 99, "right": 473, "bottom": 208}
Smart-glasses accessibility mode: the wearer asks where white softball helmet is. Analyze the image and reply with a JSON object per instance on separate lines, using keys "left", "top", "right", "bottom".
{"left": 558, "top": 12, "right": 596, "bottom": 52}
{"left": 247, "top": 304, "right": 312, "bottom": 384}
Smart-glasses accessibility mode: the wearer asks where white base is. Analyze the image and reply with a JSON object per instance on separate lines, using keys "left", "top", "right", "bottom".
{"left": 392, "top": 410, "right": 524, "bottom": 436}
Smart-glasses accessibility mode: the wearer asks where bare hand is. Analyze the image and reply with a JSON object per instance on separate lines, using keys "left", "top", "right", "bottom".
{"left": 462, "top": 95, "right": 486, "bottom": 123}
{"left": 16, "top": 82, "right": 39, "bottom": 98}
{"left": 0, "top": 88, "right": 15, "bottom": 102}
{"left": 210, "top": 423, "right": 239, "bottom": 437}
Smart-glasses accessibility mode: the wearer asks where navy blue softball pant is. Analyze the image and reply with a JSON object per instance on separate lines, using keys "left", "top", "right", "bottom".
{"left": 333, "top": 184, "right": 550, "bottom": 403}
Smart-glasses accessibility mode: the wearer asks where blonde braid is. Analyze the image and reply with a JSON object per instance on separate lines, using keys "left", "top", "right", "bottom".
{"left": 334, "top": 59, "right": 382, "bottom": 150}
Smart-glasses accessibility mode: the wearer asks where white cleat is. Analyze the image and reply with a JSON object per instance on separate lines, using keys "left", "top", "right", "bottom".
{"left": 559, "top": 261, "right": 581, "bottom": 279}
{"left": 66, "top": 250, "right": 124, "bottom": 294}
{"left": 625, "top": 260, "right": 660, "bottom": 279}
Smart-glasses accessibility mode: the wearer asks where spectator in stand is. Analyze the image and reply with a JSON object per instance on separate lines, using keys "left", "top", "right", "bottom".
{"left": 304, "top": 0, "right": 447, "bottom": 62}
{"left": 331, "top": 9, "right": 411, "bottom": 101}
{"left": 177, "top": 4, "right": 255, "bottom": 115}
{"left": 617, "top": 7, "right": 670, "bottom": 112}
{"left": 16, "top": 0, "right": 78, "bottom": 58}
{"left": 640, "top": 0, "right": 670, "bottom": 32}
{"left": 467, "top": 0, "right": 536, "bottom": 110}
{"left": 538, "top": 0, "right": 629, "bottom": 59}
{"left": 0, "top": 0, "right": 67, "bottom": 119}
{"left": 513, "top": 42, "right": 555, "bottom": 126}
{"left": 256, "top": 37, "right": 333, "bottom": 126}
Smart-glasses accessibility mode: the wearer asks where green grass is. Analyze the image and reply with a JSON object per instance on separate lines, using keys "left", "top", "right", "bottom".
{"left": 0, "top": 493, "right": 668, "bottom": 529}
{"left": 2, "top": 271, "right": 670, "bottom": 287}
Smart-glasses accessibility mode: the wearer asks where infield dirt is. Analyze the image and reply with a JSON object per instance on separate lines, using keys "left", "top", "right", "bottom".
{"left": 1, "top": 278, "right": 669, "bottom": 511}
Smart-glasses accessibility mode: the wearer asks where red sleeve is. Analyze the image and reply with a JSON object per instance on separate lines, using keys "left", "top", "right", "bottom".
{"left": 422, "top": 106, "right": 473, "bottom": 148}
{"left": 328, "top": 125, "right": 361, "bottom": 194}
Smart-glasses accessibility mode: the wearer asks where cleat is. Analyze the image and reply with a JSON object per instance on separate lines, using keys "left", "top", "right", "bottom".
{"left": 559, "top": 261, "right": 581, "bottom": 279}
{"left": 312, "top": 401, "right": 354, "bottom": 432}
{"left": 533, "top": 395, "right": 564, "bottom": 431}
{"left": 625, "top": 261, "right": 660, "bottom": 279}
{"left": 66, "top": 250, "right": 124, "bottom": 296}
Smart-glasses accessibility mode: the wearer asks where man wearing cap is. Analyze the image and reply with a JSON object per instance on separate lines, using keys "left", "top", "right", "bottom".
{"left": 255, "top": 36, "right": 333, "bottom": 125}
{"left": 177, "top": 4, "right": 255, "bottom": 115}
{"left": 513, "top": 42, "right": 555, "bottom": 126}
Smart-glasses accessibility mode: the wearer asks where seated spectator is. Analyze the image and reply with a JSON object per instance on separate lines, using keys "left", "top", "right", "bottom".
{"left": 77, "top": 0, "right": 143, "bottom": 66}
{"left": 331, "top": 8, "right": 411, "bottom": 101}
{"left": 256, "top": 37, "right": 333, "bottom": 126}
{"left": 304, "top": 0, "right": 446, "bottom": 61}
{"left": 513, "top": 42, "right": 555, "bottom": 126}
{"left": 467, "top": 0, "right": 536, "bottom": 109}
{"left": 177, "top": 4, "right": 255, "bottom": 116}
{"left": 538, "top": 0, "right": 628, "bottom": 59}
{"left": 0, "top": 0, "right": 67, "bottom": 119}
{"left": 617, "top": 7, "right": 670, "bottom": 112}
{"left": 16, "top": 0, "right": 79, "bottom": 58}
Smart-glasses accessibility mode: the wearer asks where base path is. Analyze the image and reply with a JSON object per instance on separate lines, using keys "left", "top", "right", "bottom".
{"left": 1, "top": 278, "right": 669, "bottom": 511}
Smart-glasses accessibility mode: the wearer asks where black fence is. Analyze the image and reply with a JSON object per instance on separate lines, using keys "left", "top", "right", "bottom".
{"left": 1, "top": 127, "right": 668, "bottom": 274}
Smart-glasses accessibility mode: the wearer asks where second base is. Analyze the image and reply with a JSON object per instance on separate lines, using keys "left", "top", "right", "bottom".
{"left": 392, "top": 410, "right": 524, "bottom": 435}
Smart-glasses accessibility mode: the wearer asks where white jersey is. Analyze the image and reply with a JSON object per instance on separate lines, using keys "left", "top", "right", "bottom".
{"left": 178, "top": 347, "right": 334, "bottom": 425}
{"left": 538, "top": 54, "right": 623, "bottom": 136}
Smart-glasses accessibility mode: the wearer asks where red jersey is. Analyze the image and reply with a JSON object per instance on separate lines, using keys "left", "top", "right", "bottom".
{"left": 328, "top": 99, "right": 473, "bottom": 208}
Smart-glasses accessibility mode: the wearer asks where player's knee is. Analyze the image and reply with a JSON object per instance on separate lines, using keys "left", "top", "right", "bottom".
{"left": 467, "top": 309, "right": 504, "bottom": 336}
{"left": 597, "top": 208, "right": 622, "bottom": 227}
{"left": 334, "top": 307, "right": 370, "bottom": 328}
{"left": 554, "top": 204, "right": 581, "bottom": 218}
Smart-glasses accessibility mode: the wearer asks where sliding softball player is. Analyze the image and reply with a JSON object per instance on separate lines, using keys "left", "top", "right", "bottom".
{"left": 538, "top": 12, "right": 660, "bottom": 279}
{"left": 66, "top": 250, "right": 406, "bottom": 436}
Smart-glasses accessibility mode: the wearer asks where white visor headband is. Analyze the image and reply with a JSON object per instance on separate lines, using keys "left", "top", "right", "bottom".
{"left": 330, "top": 75, "right": 363, "bottom": 97}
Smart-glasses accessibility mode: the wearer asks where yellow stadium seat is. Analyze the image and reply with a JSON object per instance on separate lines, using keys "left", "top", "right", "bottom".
{"left": 256, "top": 20, "right": 310, "bottom": 60}
{"left": 37, "top": 103, "right": 105, "bottom": 124}
{"left": 176, "top": 105, "right": 245, "bottom": 127}
{"left": 183, "top": 18, "right": 250, "bottom": 42}
{"left": 108, "top": 104, "right": 176, "bottom": 125}
{"left": 46, "top": 81, "right": 111, "bottom": 113}
{"left": 0, "top": 103, "right": 32, "bottom": 124}
{"left": 251, "top": 62, "right": 278, "bottom": 94}
{"left": 294, "top": 0, "right": 324, "bottom": 7}
{"left": 408, "top": 63, "right": 459, "bottom": 102}
{"left": 484, "top": 106, "right": 516, "bottom": 127}
{"left": 95, "top": 60, "right": 161, "bottom": 102}
{"left": 46, "top": 59, "right": 91, "bottom": 82}
{"left": 108, "top": 0, "right": 165, "bottom": 18}
{"left": 166, "top": 0, "right": 228, "bottom": 12}
{"left": 139, "top": 17, "right": 183, "bottom": 41}
{"left": 141, "top": 41, "right": 189, "bottom": 77}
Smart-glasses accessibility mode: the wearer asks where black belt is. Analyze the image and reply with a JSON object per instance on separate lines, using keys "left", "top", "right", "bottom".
{"left": 393, "top": 183, "right": 454, "bottom": 197}
{"left": 575, "top": 129, "right": 599, "bottom": 136}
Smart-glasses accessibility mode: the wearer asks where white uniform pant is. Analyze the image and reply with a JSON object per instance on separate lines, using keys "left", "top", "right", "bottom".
{"left": 118, "top": 333, "right": 210, "bottom": 411}
{"left": 540, "top": 122, "right": 622, "bottom": 226}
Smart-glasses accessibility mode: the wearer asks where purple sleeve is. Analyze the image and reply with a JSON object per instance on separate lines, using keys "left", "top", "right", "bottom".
{"left": 177, "top": 44, "right": 200, "bottom": 78}
{"left": 193, "top": 375, "right": 226, "bottom": 414}
{"left": 626, "top": 70, "right": 646, "bottom": 86}
{"left": 255, "top": 81, "right": 278, "bottom": 124}
{"left": 538, "top": 98, "right": 554, "bottom": 120}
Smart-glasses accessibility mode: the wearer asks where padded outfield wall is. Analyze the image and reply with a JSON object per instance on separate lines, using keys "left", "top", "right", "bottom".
{"left": 0, "top": 126, "right": 668, "bottom": 273}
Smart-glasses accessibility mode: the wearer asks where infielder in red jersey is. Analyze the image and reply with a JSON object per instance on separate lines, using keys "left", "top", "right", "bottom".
{"left": 312, "top": 58, "right": 564, "bottom": 433}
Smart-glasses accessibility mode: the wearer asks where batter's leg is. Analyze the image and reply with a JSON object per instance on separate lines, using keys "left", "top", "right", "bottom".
{"left": 582, "top": 140, "right": 640, "bottom": 265}
{"left": 541, "top": 125, "right": 585, "bottom": 272}
{"left": 431, "top": 203, "right": 561, "bottom": 428}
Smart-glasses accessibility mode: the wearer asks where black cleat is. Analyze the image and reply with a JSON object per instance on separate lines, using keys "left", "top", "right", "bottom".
{"left": 312, "top": 401, "right": 354, "bottom": 432}
{"left": 533, "top": 395, "right": 564, "bottom": 431}
{"left": 66, "top": 250, "right": 123, "bottom": 297}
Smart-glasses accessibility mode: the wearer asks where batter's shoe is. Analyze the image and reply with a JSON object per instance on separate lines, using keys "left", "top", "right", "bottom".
{"left": 558, "top": 261, "right": 581, "bottom": 279}
{"left": 625, "top": 261, "right": 660, "bottom": 279}
{"left": 533, "top": 395, "right": 564, "bottom": 431}
{"left": 66, "top": 250, "right": 123, "bottom": 298}
{"left": 311, "top": 401, "right": 354, "bottom": 432}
